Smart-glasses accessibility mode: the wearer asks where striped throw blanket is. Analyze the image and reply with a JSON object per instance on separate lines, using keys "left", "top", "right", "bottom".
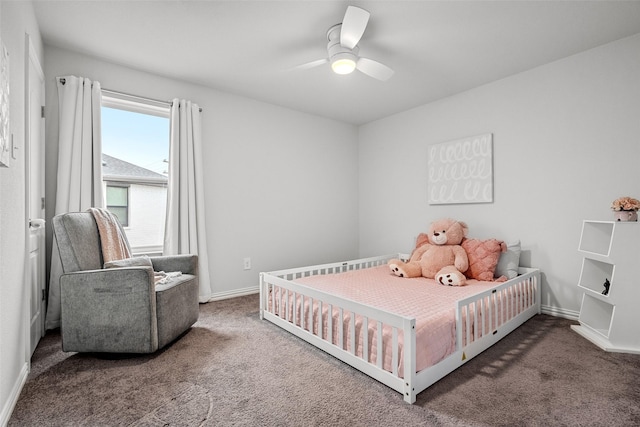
{"left": 88, "top": 208, "right": 131, "bottom": 263}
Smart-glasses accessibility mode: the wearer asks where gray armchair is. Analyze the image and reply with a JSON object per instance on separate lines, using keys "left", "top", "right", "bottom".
{"left": 52, "top": 211, "right": 199, "bottom": 353}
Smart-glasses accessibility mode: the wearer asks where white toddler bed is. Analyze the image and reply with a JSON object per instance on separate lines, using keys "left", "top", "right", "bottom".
{"left": 259, "top": 253, "right": 540, "bottom": 403}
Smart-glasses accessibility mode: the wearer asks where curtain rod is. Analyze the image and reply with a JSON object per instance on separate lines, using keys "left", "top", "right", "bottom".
{"left": 102, "top": 88, "right": 171, "bottom": 108}
{"left": 58, "top": 78, "right": 203, "bottom": 112}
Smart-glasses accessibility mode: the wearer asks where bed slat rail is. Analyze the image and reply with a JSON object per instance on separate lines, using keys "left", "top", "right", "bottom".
{"left": 266, "top": 253, "right": 409, "bottom": 281}
{"left": 456, "top": 267, "right": 540, "bottom": 359}
{"left": 412, "top": 267, "right": 540, "bottom": 398}
{"left": 260, "top": 255, "right": 417, "bottom": 400}
{"left": 259, "top": 256, "right": 540, "bottom": 404}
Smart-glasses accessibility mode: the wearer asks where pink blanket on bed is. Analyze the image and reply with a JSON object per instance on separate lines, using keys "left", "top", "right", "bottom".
{"left": 275, "top": 266, "right": 510, "bottom": 376}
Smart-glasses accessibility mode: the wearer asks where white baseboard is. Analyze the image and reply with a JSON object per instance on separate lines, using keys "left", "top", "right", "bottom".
{"left": 205, "top": 286, "right": 259, "bottom": 302}
{"left": 1, "top": 362, "right": 29, "bottom": 426}
{"left": 541, "top": 304, "right": 579, "bottom": 321}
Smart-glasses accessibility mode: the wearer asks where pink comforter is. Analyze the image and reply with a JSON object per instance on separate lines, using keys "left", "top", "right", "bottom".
{"left": 270, "top": 265, "right": 513, "bottom": 376}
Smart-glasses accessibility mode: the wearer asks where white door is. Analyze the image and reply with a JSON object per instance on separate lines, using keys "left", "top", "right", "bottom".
{"left": 26, "top": 36, "right": 46, "bottom": 356}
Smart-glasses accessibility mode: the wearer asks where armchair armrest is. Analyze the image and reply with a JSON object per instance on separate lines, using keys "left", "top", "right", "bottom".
{"left": 59, "top": 267, "right": 158, "bottom": 353}
{"left": 150, "top": 254, "right": 198, "bottom": 275}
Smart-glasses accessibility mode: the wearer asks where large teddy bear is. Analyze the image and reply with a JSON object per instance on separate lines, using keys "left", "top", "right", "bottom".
{"left": 388, "top": 218, "right": 469, "bottom": 286}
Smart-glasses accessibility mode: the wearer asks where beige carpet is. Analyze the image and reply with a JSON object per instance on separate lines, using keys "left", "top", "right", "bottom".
{"left": 9, "top": 294, "right": 640, "bottom": 426}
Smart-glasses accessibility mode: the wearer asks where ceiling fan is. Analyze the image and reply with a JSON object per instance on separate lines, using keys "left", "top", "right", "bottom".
{"left": 295, "top": 6, "right": 394, "bottom": 81}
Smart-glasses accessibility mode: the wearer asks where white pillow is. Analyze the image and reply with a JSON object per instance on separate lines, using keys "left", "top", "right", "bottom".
{"left": 495, "top": 240, "right": 521, "bottom": 279}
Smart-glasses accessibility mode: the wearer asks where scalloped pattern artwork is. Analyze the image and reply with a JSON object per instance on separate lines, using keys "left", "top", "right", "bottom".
{"left": 428, "top": 133, "right": 493, "bottom": 204}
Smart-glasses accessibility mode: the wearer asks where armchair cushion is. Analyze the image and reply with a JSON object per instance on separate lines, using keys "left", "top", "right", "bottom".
{"left": 54, "top": 212, "right": 104, "bottom": 272}
{"left": 104, "top": 255, "right": 153, "bottom": 269}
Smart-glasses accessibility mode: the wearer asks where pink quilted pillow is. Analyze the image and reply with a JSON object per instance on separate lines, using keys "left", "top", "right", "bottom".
{"left": 462, "top": 238, "right": 507, "bottom": 281}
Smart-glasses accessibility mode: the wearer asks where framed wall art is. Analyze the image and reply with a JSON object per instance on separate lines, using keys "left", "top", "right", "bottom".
{"left": 427, "top": 133, "right": 493, "bottom": 205}
{"left": 0, "top": 39, "right": 9, "bottom": 168}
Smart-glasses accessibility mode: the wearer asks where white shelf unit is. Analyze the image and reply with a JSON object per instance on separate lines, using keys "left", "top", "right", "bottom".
{"left": 571, "top": 220, "right": 640, "bottom": 354}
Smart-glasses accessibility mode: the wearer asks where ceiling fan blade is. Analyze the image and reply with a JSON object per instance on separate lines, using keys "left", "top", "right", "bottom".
{"left": 357, "top": 57, "right": 394, "bottom": 81}
{"left": 291, "top": 58, "right": 328, "bottom": 71}
{"left": 340, "top": 6, "right": 370, "bottom": 49}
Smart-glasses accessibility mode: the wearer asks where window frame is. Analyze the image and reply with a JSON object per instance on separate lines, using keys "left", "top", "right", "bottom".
{"left": 101, "top": 91, "right": 170, "bottom": 255}
{"left": 105, "top": 183, "right": 130, "bottom": 227}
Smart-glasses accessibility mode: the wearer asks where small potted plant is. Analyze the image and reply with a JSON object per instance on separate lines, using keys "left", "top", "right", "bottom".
{"left": 611, "top": 196, "right": 640, "bottom": 221}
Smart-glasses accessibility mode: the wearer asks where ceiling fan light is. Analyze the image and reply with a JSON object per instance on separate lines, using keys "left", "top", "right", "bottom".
{"left": 332, "top": 58, "right": 356, "bottom": 74}
{"left": 327, "top": 35, "right": 358, "bottom": 75}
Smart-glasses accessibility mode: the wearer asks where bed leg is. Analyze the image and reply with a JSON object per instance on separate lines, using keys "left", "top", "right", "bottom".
{"left": 403, "top": 383, "right": 416, "bottom": 404}
{"left": 403, "top": 318, "right": 417, "bottom": 404}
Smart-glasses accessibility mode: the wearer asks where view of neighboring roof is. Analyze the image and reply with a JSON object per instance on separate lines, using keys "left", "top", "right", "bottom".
{"left": 102, "top": 153, "right": 167, "bottom": 185}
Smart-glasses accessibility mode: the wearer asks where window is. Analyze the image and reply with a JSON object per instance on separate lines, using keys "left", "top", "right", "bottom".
{"left": 101, "top": 92, "right": 170, "bottom": 254}
{"left": 105, "top": 184, "right": 129, "bottom": 226}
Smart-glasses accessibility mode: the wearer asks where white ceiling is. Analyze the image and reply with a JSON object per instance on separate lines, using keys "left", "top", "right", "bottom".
{"left": 33, "top": 1, "right": 640, "bottom": 125}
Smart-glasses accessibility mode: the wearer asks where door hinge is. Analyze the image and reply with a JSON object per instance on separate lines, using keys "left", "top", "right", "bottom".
{"left": 42, "top": 289, "right": 46, "bottom": 301}
{"left": 41, "top": 197, "right": 45, "bottom": 210}
{"left": 41, "top": 106, "right": 45, "bottom": 118}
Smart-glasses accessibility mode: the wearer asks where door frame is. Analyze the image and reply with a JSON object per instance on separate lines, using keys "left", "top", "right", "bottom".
{"left": 24, "top": 33, "right": 46, "bottom": 361}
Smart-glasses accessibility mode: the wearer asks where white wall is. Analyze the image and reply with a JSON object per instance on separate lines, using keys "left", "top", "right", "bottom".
{"left": 358, "top": 33, "right": 640, "bottom": 317}
{"left": 0, "top": 1, "right": 43, "bottom": 424}
{"left": 43, "top": 46, "right": 360, "bottom": 300}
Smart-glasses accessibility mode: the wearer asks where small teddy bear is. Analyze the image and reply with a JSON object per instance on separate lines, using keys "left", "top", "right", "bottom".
{"left": 388, "top": 218, "right": 470, "bottom": 286}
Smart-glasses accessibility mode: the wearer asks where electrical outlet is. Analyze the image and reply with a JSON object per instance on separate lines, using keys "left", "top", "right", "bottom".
{"left": 243, "top": 257, "right": 251, "bottom": 270}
